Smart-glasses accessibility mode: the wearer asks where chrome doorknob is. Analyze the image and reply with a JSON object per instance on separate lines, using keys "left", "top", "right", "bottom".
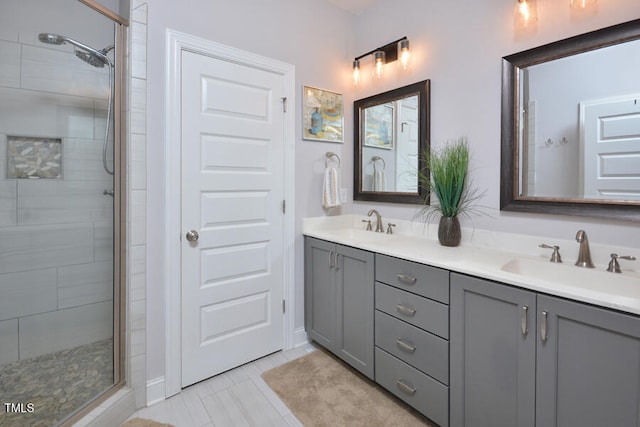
{"left": 185, "top": 230, "right": 199, "bottom": 242}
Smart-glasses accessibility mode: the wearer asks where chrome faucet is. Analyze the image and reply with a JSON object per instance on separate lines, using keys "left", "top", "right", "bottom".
{"left": 575, "top": 230, "right": 595, "bottom": 268}
{"left": 606, "top": 253, "right": 636, "bottom": 273}
{"left": 367, "top": 209, "right": 384, "bottom": 232}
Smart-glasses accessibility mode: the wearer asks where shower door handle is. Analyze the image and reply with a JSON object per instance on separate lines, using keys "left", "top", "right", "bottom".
{"left": 185, "top": 230, "right": 199, "bottom": 243}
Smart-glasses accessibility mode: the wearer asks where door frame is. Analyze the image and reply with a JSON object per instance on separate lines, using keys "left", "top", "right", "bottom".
{"left": 164, "top": 29, "right": 296, "bottom": 398}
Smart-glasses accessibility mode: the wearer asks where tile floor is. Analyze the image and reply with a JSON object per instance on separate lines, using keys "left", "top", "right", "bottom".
{"left": 126, "top": 343, "right": 319, "bottom": 427}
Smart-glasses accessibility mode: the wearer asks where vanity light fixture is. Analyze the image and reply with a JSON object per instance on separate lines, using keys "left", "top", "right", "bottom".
{"left": 352, "top": 36, "right": 410, "bottom": 85}
{"left": 514, "top": 0, "right": 538, "bottom": 30}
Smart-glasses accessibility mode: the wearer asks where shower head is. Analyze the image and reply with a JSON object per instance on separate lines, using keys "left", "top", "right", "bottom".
{"left": 38, "top": 32, "right": 112, "bottom": 68}
{"left": 38, "top": 33, "right": 66, "bottom": 45}
{"left": 75, "top": 50, "right": 107, "bottom": 68}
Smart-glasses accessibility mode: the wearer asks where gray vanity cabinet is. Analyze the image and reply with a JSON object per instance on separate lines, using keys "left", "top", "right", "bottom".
{"left": 536, "top": 294, "right": 640, "bottom": 427}
{"left": 450, "top": 273, "right": 536, "bottom": 427}
{"left": 451, "top": 272, "right": 640, "bottom": 427}
{"left": 304, "top": 237, "right": 374, "bottom": 379}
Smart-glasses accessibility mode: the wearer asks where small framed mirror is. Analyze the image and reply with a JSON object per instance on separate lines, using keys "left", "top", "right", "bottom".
{"left": 501, "top": 19, "right": 640, "bottom": 221}
{"left": 354, "top": 80, "right": 430, "bottom": 204}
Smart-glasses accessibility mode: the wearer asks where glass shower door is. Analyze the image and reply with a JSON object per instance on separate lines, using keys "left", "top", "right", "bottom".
{"left": 0, "top": 1, "right": 121, "bottom": 425}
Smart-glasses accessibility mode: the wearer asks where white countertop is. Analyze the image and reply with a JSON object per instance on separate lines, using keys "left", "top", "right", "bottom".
{"left": 303, "top": 215, "right": 640, "bottom": 316}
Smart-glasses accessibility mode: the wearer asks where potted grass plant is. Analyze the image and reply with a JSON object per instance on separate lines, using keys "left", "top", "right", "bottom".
{"left": 415, "top": 137, "right": 485, "bottom": 247}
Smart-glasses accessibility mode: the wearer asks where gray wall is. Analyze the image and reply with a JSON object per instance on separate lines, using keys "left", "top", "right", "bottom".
{"left": 143, "top": 0, "right": 640, "bottom": 385}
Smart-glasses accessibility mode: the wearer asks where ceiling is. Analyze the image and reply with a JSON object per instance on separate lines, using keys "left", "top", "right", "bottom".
{"left": 325, "top": 0, "right": 379, "bottom": 14}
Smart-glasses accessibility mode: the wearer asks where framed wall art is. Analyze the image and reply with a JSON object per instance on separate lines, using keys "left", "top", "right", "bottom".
{"left": 363, "top": 103, "right": 394, "bottom": 149}
{"left": 302, "top": 86, "right": 344, "bottom": 143}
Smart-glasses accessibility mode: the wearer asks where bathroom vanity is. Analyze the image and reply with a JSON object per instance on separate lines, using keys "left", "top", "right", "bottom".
{"left": 304, "top": 216, "right": 640, "bottom": 427}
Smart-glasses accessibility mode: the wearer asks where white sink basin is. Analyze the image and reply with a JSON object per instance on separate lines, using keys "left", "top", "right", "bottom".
{"left": 321, "top": 228, "right": 392, "bottom": 244}
{"left": 500, "top": 257, "right": 640, "bottom": 289}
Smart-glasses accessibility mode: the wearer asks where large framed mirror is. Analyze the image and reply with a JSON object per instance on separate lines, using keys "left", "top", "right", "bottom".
{"left": 354, "top": 80, "right": 430, "bottom": 204}
{"left": 501, "top": 19, "right": 640, "bottom": 221}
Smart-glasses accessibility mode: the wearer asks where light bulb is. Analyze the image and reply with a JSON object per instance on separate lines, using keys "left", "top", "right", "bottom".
{"left": 353, "top": 59, "right": 360, "bottom": 86}
{"left": 399, "top": 39, "right": 410, "bottom": 70}
{"left": 514, "top": 0, "right": 537, "bottom": 31}
{"left": 374, "top": 51, "right": 385, "bottom": 79}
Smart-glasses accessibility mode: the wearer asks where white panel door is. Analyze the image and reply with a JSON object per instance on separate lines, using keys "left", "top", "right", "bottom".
{"left": 581, "top": 95, "right": 640, "bottom": 200}
{"left": 180, "top": 50, "right": 285, "bottom": 387}
{"left": 396, "top": 98, "right": 418, "bottom": 193}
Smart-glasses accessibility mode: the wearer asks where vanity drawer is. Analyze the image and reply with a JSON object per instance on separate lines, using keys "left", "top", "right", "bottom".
{"left": 376, "top": 254, "right": 449, "bottom": 304}
{"left": 375, "top": 310, "right": 449, "bottom": 385}
{"left": 375, "top": 282, "right": 449, "bottom": 339}
{"left": 375, "top": 347, "right": 449, "bottom": 427}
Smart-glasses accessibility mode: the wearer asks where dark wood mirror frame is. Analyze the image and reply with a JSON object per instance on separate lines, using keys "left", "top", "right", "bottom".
{"left": 500, "top": 19, "right": 640, "bottom": 222}
{"left": 354, "top": 80, "right": 430, "bottom": 204}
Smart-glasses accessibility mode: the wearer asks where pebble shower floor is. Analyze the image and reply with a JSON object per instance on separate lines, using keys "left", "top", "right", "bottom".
{"left": 0, "top": 339, "right": 113, "bottom": 427}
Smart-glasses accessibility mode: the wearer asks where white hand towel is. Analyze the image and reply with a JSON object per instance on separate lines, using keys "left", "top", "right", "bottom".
{"left": 373, "top": 164, "right": 385, "bottom": 191}
{"left": 322, "top": 166, "right": 341, "bottom": 209}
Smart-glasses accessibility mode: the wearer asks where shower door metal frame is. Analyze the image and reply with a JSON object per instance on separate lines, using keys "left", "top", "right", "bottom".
{"left": 61, "top": 3, "right": 128, "bottom": 425}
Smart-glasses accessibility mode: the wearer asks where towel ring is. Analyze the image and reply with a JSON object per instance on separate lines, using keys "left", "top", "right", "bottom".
{"left": 372, "top": 156, "right": 386, "bottom": 170}
{"left": 325, "top": 152, "right": 341, "bottom": 168}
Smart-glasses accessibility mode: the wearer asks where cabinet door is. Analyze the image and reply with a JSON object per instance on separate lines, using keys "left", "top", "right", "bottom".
{"left": 536, "top": 295, "right": 640, "bottom": 427}
{"left": 450, "top": 273, "right": 536, "bottom": 427}
{"left": 304, "top": 237, "right": 336, "bottom": 350}
{"left": 336, "top": 244, "right": 375, "bottom": 379}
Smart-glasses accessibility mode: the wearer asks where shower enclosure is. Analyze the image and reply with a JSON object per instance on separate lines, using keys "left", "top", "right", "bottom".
{"left": 0, "top": 1, "right": 125, "bottom": 426}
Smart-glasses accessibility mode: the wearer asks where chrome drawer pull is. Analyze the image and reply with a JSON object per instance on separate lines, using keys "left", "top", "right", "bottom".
{"left": 541, "top": 311, "right": 548, "bottom": 342}
{"left": 396, "top": 379, "right": 416, "bottom": 395}
{"left": 396, "top": 339, "right": 416, "bottom": 353}
{"left": 397, "top": 273, "right": 417, "bottom": 284}
{"left": 521, "top": 305, "right": 528, "bottom": 336}
{"left": 395, "top": 304, "right": 416, "bottom": 317}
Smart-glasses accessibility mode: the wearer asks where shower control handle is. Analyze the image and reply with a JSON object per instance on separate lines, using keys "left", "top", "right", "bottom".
{"left": 186, "top": 230, "right": 199, "bottom": 243}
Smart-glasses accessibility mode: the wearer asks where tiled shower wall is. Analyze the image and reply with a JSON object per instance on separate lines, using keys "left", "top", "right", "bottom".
{"left": 0, "top": 31, "right": 113, "bottom": 365}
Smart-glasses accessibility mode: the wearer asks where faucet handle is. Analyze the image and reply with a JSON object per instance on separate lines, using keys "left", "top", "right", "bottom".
{"left": 362, "top": 219, "right": 372, "bottom": 231}
{"left": 539, "top": 244, "right": 562, "bottom": 263}
{"left": 386, "top": 223, "right": 396, "bottom": 234}
{"left": 606, "top": 253, "right": 636, "bottom": 273}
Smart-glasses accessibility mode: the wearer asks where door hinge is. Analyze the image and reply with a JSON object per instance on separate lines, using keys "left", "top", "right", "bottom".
{"left": 282, "top": 200, "right": 286, "bottom": 214}
{"left": 282, "top": 299, "right": 286, "bottom": 313}
{"left": 281, "top": 97, "right": 287, "bottom": 113}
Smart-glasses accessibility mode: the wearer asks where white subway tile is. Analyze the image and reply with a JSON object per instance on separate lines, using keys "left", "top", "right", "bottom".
{"left": 0, "top": 87, "right": 95, "bottom": 139}
{"left": 129, "top": 133, "right": 146, "bottom": 190}
{"left": 130, "top": 21, "right": 147, "bottom": 80}
{"left": 64, "top": 138, "right": 114, "bottom": 181}
{"left": 17, "top": 180, "right": 112, "bottom": 225}
{"left": 21, "top": 45, "right": 109, "bottom": 99}
{"left": 58, "top": 261, "right": 113, "bottom": 309}
{"left": 0, "top": 268, "right": 58, "bottom": 321}
{"left": 130, "top": 190, "right": 146, "bottom": 246}
{"left": 19, "top": 301, "right": 112, "bottom": 359}
{"left": 0, "top": 40, "right": 20, "bottom": 88}
{"left": 94, "top": 220, "right": 114, "bottom": 262}
{"left": 0, "top": 223, "right": 94, "bottom": 274}
{"left": 0, "top": 181, "right": 17, "bottom": 227}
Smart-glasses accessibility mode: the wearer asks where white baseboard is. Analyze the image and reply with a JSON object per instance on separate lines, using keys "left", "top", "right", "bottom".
{"left": 293, "top": 326, "right": 309, "bottom": 348}
{"left": 146, "top": 376, "right": 166, "bottom": 406}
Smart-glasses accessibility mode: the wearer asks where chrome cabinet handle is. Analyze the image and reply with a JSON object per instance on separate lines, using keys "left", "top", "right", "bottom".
{"left": 541, "top": 311, "right": 548, "bottom": 342}
{"left": 396, "top": 379, "right": 416, "bottom": 395}
{"left": 395, "top": 304, "right": 416, "bottom": 317}
{"left": 521, "top": 306, "right": 528, "bottom": 336}
{"left": 335, "top": 253, "right": 341, "bottom": 271}
{"left": 329, "top": 251, "right": 334, "bottom": 269}
{"left": 185, "top": 230, "right": 199, "bottom": 242}
{"left": 396, "top": 339, "right": 416, "bottom": 353}
{"left": 397, "top": 274, "right": 417, "bottom": 285}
